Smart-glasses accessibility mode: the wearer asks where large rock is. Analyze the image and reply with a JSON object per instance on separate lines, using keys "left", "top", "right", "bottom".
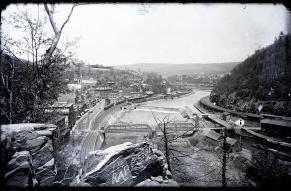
{"left": 32, "top": 142, "right": 54, "bottom": 170}
{"left": 24, "top": 136, "right": 49, "bottom": 153}
{"left": 136, "top": 178, "right": 179, "bottom": 187}
{"left": 4, "top": 151, "right": 35, "bottom": 187}
{"left": 80, "top": 142, "right": 178, "bottom": 186}
{"left": 35, "top": 168, "right": 56, "bottom": 186}
{"left": 1, "top": 124, "right": 56, "bottom": 153}
{"left": 1, "top": 123, "right": 57, "bottom": 187}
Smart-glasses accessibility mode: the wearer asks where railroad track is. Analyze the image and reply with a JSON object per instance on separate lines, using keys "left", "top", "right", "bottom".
{"left": 80, "top": 103, "right": 126, "bottom": 163}
{"left": 80, "top": 131, "right": 98, "bottom": 163}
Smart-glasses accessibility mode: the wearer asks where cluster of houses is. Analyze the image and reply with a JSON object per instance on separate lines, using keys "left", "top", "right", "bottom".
{"left": 45, "top": 97, "right": 98, "bottom": 145}
{"left": 203, "top": 130, "right": 242, "bottom": 153}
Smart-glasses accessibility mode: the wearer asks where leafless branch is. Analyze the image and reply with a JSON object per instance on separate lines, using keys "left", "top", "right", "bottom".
{"left": 59, "top": 5, "right": 78, "bottom": 33}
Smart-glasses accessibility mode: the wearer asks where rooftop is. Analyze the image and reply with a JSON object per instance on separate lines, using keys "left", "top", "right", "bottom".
{"left": 261, "top": 119, "right": 291, "bottom": 128}
{"left": 95, "top": 87, "right": 112, "bottom": 91}
{"left": 226, "top": 137, "right": 238, "bottom": 146}
{"left": 205, "top": 130, "right": 222, "bottom": 141}
{"left": 50, "top": 102, "right": 74, "bottom": 108}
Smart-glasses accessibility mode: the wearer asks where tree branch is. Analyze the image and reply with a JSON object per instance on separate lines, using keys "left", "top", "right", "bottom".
{"left": 59, "top": 4, "right": 77, "bottom": 33}
{"left": 44, "top": 4, "right": 59, "bottom": 35}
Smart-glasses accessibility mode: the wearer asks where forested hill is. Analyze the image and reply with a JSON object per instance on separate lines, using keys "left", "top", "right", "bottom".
{"left": 210, "top": 33, "right": 291, "bottom": 116}
{"left": 115, "top": 62, "right": 239, "bottom": 77}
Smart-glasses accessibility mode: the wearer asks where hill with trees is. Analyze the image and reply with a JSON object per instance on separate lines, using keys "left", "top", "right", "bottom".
{"left": 210, "top": 32, "right": 291, "bottom": 116}
{"left": 115, "top": 62, "right": 239, "bottom": 77}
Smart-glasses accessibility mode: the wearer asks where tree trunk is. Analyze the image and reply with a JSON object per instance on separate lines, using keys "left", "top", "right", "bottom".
{"left": 9, "top": 91, "right": 12, "bottom": 124}
{"left": 163, "top": 123, "right": 171, "bottom": 172}
{"left": 222, "top": 127, "right": 227, "bottom": 187}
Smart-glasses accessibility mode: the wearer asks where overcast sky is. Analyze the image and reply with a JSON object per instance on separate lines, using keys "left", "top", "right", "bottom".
{"left": 2, "top": 3, "right": 290, "bottom": 66}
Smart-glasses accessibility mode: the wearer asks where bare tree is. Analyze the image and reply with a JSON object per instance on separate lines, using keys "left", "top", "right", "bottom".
{"left": 0, "top": 45, "right": 15, "bottom": 124}
{"left": 246, "top": 146, "right": 290, "bottom": 187}
{"left": 151, "top": 112, "right": 225, "bottom": 186}
{"left": 221, "top": 127, "right": 227, "bottom": 187}
{"left": 43, "top": 4, "right": 80, "bottom": 60}
{"left": 151, "top": 112, "right": 201, "bottom": 172}
{"left": 1, "top": 4, "right": 80, "bottom": 123}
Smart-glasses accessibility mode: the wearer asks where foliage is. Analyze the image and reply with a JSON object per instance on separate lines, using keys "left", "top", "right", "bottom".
{"left": 144, "top": 72, "right": 168, "bottom": 94}
{"left": 210, "top": 32, "right": 291, "bottom": 115}
{"left": 0, "top": 51, "right": 69, "bottom": 124}
{"left": 0, "top": 4, "right": 78, "bottom": 124}
{"left": 246, "top": 150, "right": 290, "bottom": 187}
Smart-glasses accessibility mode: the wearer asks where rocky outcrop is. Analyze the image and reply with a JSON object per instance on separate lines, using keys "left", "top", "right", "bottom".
{"left": 1, "top": 123, "right": 57, "bottom": 187}
{"left": 78, "top": 142, "right": 178, "bottom": 186}
{"left": 4, "top": 151, "right": 36, "bottom": 187}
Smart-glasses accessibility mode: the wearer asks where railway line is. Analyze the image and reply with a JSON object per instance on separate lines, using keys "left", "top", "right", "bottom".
{"left": 79, "top": 102, "right": 127, "bottom": 163}
{"left": 80, "top": 131, "right": 98, "bottom": 163}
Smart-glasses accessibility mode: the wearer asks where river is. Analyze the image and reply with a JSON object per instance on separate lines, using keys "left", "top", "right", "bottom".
{"left": 107, "top": 90, "right": 211, "bottom": 127}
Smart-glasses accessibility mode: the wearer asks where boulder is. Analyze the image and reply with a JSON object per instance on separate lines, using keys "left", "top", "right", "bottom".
{"left": 1, "top": 123, "right": 57, "bottom": 187}
{"left": 136, "top": 178, "right": 179, "bottom": 187}
{"left": 35, "top": 130, "right": 53, "bottom": 137}
{"left": 43, "top": 158, "right": 54, "bottom": 168}
{"left": 25, "top": 132, "right": 40, "bottom": 140}
{"left": 151, "top": 175, "right": 163, "bottom": 183}
{"left": 5, "top": 172, "right": 31, "bottom": 187}
{"left": 23, "top": 136, "right": 48, "bottom": 152}
{"left": 4, "top": 151, "right": 34, "bottom": 187}
{"left": 81, "top": 142, "right": 170, "bottom": 186}
{"left": 166, "top": 170, "right": 172, "bottom": 179}
{"left": 6, "top": 151, "right": 31, "bottom": 172}
{"left": 35, "top": 168, "right": 56, "bottom": 186}
{"left": 136, "top": 179, "right": 160, "bottom": 186}
{"left": 32, "top": 144, "right": 54, "bottom": 169}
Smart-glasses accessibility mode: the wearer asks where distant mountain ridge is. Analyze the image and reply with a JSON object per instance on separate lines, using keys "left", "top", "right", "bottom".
{"left": 114, "top": 62, "right": 239, "bottom": 76}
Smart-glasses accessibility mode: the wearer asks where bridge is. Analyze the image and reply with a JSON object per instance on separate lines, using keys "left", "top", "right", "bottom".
{"left": 104, "top": 121, "right": 197, "bottom": 134}
{"left": 104, "top": 123, "right": 152, "bottom": 133}
{"left": 165, "top": 122, "right": 196, "bottom": 132}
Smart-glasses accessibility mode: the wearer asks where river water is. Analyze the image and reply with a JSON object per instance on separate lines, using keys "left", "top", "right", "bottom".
{"left": 107, "top": 90, "right": 210, "bottom": 127}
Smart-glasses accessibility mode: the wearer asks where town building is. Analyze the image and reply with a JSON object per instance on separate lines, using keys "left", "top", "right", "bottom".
{"left": 225, "top": 137, "right": 242, "bottom": 152}
{"left": 222, "top": 112, "right": 231, "bottom": 121}
{"left": 108, "top": 92, "right": 118, "bottom": 103}
{"left": 204, "top": 130, "right": 241, "bottom": 152}
{"left": 49, "top": 115, "right": 70, "bottom": 145}
{"left": 95, "top": 86, "right": 113, "bottom": 100}
{"left": 45, "top": 102, "right": 75, "bottom": 129}
{"left": 204, "top": 130, "right": 223, "bottom": 147}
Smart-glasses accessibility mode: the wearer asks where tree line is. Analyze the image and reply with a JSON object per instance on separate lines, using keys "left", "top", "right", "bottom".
{"left": 210, "top": 32, "right": 291, "bottom": 115}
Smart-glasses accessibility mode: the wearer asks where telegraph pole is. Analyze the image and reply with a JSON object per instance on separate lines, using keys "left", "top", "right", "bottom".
{"left": 222, "top": 126, "right": 227, "bottom": 187}
{"left": 288, "top": 90, "right": 291, "bottom": 116}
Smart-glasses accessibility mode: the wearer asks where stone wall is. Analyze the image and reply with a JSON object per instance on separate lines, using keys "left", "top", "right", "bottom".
{"left": 1, "top": 123, "right": 58, "bottom": 187}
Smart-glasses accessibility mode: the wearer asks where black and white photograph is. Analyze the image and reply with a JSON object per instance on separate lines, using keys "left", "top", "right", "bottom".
{"left": 1, "top": 2, "right": 291, "bottom": 188}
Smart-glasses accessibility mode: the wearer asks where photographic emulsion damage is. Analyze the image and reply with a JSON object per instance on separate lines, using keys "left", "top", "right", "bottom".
{"left": 1, "top": 2, "right": 291, "bottom": 188}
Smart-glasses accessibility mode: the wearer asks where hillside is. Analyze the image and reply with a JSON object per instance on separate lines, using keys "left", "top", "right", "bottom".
{"left": 114, "top": 62, "right": 239, "bottom": 77}
{"left": 210, "top": 33, "right": 291, "bottom": 116}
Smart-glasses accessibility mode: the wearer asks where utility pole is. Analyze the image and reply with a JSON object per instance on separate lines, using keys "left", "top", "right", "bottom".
{"left": 222, "top": 126, "right": 227, "bottom": 187}
{"left": 163, "top": 122, "right": 171, "bottom": 172}
{"left": 195, "top": 114, "right": 199, "bottom": 130}
{"left": 288, "top": 90, "right": 291, "bottom": 116}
